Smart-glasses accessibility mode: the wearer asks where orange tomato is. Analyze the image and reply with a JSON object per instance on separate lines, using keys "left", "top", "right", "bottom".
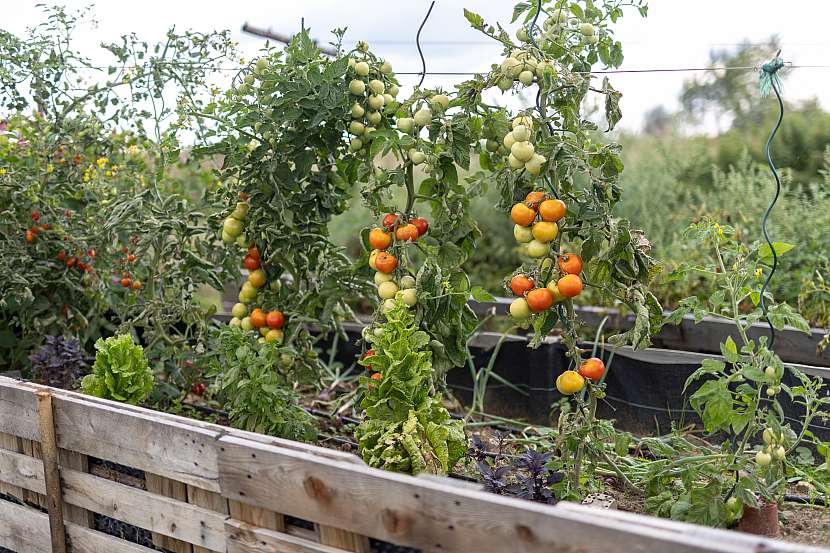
{"left": 557, "top": 274, "right": 583, "bottom": 298}
{"left": 578, "top": 357, "right": 605, "bottom": 382}
{"left": 539, "top": 199, "right": 566, "bottom": 222}
{"left": 382, "top": 213, "right": 399, "bottom": 230}
{"left": 248, "top": 245, "right": 261, "bottom": 260}
{"left": 120, "top": 277, "right": 132, "bottom": 287}
{"left": 395, "top": 224, "right": 419, "bottom": 242}
{"left": 559, "top": 253, "right": 583, "bottom": 275}
{"left": 510, "top": 274, "right": 535, "bottom": 296}
{"left": 410, "top": 217, "right": 429, "bottom": 236}
{"left": 369, "top": 228, "right": 392, "bottom": 249}
{"left": 243, "top": 255, "right": 260, "bottom": 270}
{"left": 374, "top": 252, "right": 398, "bottom": 274}
{"left": 370, "top": 372, "right": 382, "bottom": 381}
{"left": 526, "top": 288, "right": 555, "bottom": 312}
{"left": 525, "top": 191, "right": 546, "bottom": 209}
{"left": 511, "top": 203, "right": 536, "bottom": 227}
{"left": 266, "top": 310, "right": 285, "bottom": 329}
{"left": 250, "top": 308, "right": 267, "bottom": 328}
{"left": 131, "top": 280, "right": 142, "bottom": 290}
{"left": 25, "top": 230, "right": 34, "bottom": 243}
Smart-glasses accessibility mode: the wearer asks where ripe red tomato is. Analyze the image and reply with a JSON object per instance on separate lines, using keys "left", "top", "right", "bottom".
{"left": 382, "top": 213, "right": 399, "bottom": 230}
{"left": 559, "top": 253, "right": 583, "bottom": 275}
{"left": 127, "top": 254, "right": 136, "bottom": 263}
{"left": 526, "top": 288, "right": 554, "bottom": 312}
{"left": 510, "top": 274, "right": 535, "bottom": 296}
{"left": 524, "top": 191, "right": 546, "bottom": 209}
{"left": 76, "top": 261, "right": 87, "bottom": 271}
{"left": 395, "top": 224, "right": 419, "bottom": 242}
{"left": 249, "top": 308, "right": 267, "bottom": 328}
{"left": 87, "top": 249, "right": 96, "bottom": 259}
{"left": 56, "top": 250, "right": 66, "bottom": 262}
{"left": 243, "top": 255, "right": 260, "bottom": 270}
{"left": 121, "top": 277, "right": 132, "bottom": 287}
{"left": 25, "top": 230, "right": 34, "bottom": 243}
{"left": 362, "top": 349, "right": 376, "bottom": 370}
{"left": 66, "top": 257, "right": 77, "bottom": 268}
{"left": 31, "top": 210, "right": 41, "bottom": 222}
{"left": 266, "top": 310, "right": 285, "bottom": 329}
{"left": 191, "top": 383, "right": 206, "bottom": 396}
{"left": 375, "top": 252, "right": 398, "bottom": 274}
{"left": 248, "top": 246, "right": 261, "bottom": 260}
{"left": 410, "top": 217, "right": 429, "bottom": 236}
{"left": 557, "top": 274, "right": 583, "bottom": 298}
{"left": 369, "top": 228, "right": 392, "bottom": 250}
{"left": 578, "top": 357, "right": 605, "bottom": 381}
{"left": 122, "top": 245, "right": 129, "bottom": 254}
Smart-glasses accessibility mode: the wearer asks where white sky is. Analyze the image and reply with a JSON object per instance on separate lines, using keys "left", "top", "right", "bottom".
{"left": 5, "top": 0, "right": 830, "bottom": 131}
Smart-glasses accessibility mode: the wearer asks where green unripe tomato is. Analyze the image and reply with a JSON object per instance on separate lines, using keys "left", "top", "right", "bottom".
{"left": 367, "top": 94, "right": 385, "bottom": 110}
{"left": 231, "top": 202, "right": 249, "bottom": 220}
{"left": 357, "top": 41, "right": 369, "bottom": 53}
{"left": 382, "top": 298, "right": 397, "bottom": 313}
{"left": 501, "top": 57, "right": 520, "bottom": 74}
{"left": 512, "top": 124, "right": 531, "bottom": 142}
{"left": 255, "top": 58, "right": 268, "bottom": 73}
{"left": 508, "top": 153, "right": 525, "bottom": 169}
{"left": 397, "top": 117, "right": 414, "bottom": 133}
{"left": 513, "top": 115, "right": 533, "bottom": 129}
{"left": 503, "top": 131, "right": 516, "bottom": 150}
{"left": 349, "top": 138, "right": 363, "bottom": 152}
{"left": 763, "top": 428, "right": 774, "bottom": 444}
{"left": 580, "top": 23, "right": 596, "bottom": 36}
{"left": 350, "top": 103, "right": 365, "bottom": 118}
{"left": 383, "top": 93, "right": 394, "bottom": 106}
{"left": 511, "top": 141, "right": 535, "bottom": 162}
{"left": 510, "top": 297, "right": 531, "bottom": 319}
{"left": 516, "top": 27, "right": 529, "bottom": 42}
{"left": 270, "top": 280, "right": 281, "bottom": 291}
{"left": 413, "top": 108, "right": 432, "bottom": 126}
{"left": 368, "top": 79, "right": 385, "bottom": 94}
{"left": 222, "top": 231, "right": 235, "bottom": 243}
{"left": 774, "top": 445, "right": 786, "bottom": 461}
{"left": 497, "top": 77, "right": 513, "bottom": 91}
{"left": 485, "top": 139, "right": 499, "bottom": 152}
{"left": 231, "top": 303, "right": 248, "bottom": 318}
{"left": 400, "top": 275, "right": 416, "bottom": 289}
{"left": 349, "top": 121, "right": 365, "bottom": 136}
{"left": 367, "top": 111, "right": 382, "bottom": 125}
{"left": 397, "top": 288, "right": 417, "bottom": 307}
{"left": 388, "top": 84, "right": 399, "bottom": 97}
{"left": 524, "top": 153, "right": 546, "bottom": 176}
{"left": 518, "top": 70, "right": 534, "bottom": 86}
{"left": 765, "top": 366, "right": 776, "bottom": 378}
{"left": 354, "top": 61, "right": 370, "bottom": 76}
{"left": 755, "top": 450, "right": 772, "bottom": 466}
{"left": 526, "top": 239, "right": 550, "bottom": 258}
{"left": 378, "top": 281, "right": 399, "bottom": 300}
{"left": 766, "top": 386, "right": 777, "bottom": 397}
{"left": 240, "top": 316, "right": 254, "bottom": 331}
{"left": 514, "top": 224, "right": 533, "bottom": 243}
{"left": 223, "top": 217, "right": 244, "bottom": 238}
{"left": 409, "top": 149, "right": 426, "bottom": 165}
{"left": 380, "top": 61, "right": 393, "bottom": 74}
{"left": 374, "top": 271, "right": 393, "bottom": 285}
{"left": 349, "top": 79, "right": 366, "bottom": 95}
{"left": 583, "top": 34, "right": 599, "bottom": 45}
{"left": 431, "top": 94, "right": 450, "bottom": 111}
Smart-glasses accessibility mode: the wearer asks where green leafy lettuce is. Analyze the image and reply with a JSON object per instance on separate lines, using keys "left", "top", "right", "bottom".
{"left": 80, "top": 334, "right": 153, "bottom": 404}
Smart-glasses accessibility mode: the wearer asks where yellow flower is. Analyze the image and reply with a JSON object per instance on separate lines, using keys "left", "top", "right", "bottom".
{"left": 0, "top": 168, "right": 6, "bottom": 175}
{"left": 96, "top": 157, "right": 109, "bottom": 169}
{"left": 46, "top": 164, "right": 54, "bottom": 173}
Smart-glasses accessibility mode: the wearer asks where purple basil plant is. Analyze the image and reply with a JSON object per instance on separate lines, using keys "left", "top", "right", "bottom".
{"left": 29, "top": 335, "right": 91, "bottom": 389}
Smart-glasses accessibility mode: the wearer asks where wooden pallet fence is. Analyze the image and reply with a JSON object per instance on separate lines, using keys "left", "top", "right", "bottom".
{"left": 0, "top": 376, "right": 827, "bottom": 553}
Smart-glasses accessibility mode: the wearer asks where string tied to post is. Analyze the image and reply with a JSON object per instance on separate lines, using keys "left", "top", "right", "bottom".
{"left": 759, "top": 54, "right": 785, "bottom": 98}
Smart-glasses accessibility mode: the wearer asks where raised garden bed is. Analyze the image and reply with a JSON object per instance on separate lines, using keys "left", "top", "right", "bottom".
{"left": 1, "top": 376, "right": 824, "bottom": 553}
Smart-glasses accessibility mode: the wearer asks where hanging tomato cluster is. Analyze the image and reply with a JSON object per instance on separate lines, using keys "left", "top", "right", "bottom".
{"left": 366, "top": 212, "right": 429, "bottom": 313}
{"left": 227, "top": 242, "right": 286, "bottom": 344}
{"left": 24, "top": 210, "right": 50, "bottom": 243}
{"left": 507, "top": 190, "right": 584, "bottom": 319}
{"left": 556, "top": 357, "right": 607, "bottom": 395}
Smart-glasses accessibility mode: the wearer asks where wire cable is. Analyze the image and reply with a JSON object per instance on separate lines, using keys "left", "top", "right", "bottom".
{"left": 759, "top": 55, "right": 786, "bottom": 350}
{"left": 415, "top": 1, "right": 436, "bottom": 88}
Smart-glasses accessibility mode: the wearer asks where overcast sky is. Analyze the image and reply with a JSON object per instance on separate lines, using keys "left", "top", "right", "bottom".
{"left": 5, "top": 1, "right": 830, "bottom": 131}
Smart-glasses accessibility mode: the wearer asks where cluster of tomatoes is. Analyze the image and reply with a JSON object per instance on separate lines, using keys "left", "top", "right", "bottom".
{"left": 221, "top": 198, "right": 249, "bottom": 245}
{"left": 367, "top": 213, "right": 429, "bottom": 312}
{"left": 507, "top": 191, "right": 584, "bottom": 319}
{"left": 496, "top": 51, "right": 551, "bottom": 91}
{"left": 396, "top": 93, "right": 449, "bottom": 165}
{"left": 555, "top": 357, "right": 606, "bottom": 395}
{"left": 228, "top": 242, "right": 286, "bottom": 344}
{"left": 116, "top": 245, "right": 141, "bottom": 290}
{"left": 24, "top": 210, "right": 50, "bottom": 243}
{"left": 360, "top": 348, "right": 383, "bottom": 383}
{"left": 346, "top": 51, "right": 399, "bottom": 153}
{"left": 503, "top": 116, "right": 546, "bottom": 175}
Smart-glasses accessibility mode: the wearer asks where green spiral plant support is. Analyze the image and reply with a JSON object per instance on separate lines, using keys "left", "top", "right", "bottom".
{"left": 758, "top": 54, "right": 786, "bottom": 349}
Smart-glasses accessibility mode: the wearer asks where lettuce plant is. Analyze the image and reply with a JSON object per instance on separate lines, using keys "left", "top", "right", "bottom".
{"left": 356, "top": 300, "right": 466, "bottom": 474}
{"left": 81, "top": 334, "right": 153, "bottom": 404}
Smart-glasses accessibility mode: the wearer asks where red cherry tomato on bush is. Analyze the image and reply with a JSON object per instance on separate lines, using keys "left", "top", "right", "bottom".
{"left": 382, "top": 213, "right": 399, "bottom": 230}
{"left": 121, "top": 277, "right": 132, "bottom": 287}
{"left": 191, "top": 383, "right": 206, "bottom": 396}
{"left": 25, "top": 230, "right": 34, "bottom": 243}
{"left": 510, "top": 274, "right": 535, "bottom": 296}
{"left": 31, "top": 210, "right": 41, "bottom": 222}
{"left": 559, "top": 253, "right": 583, "bottom": 275}
{"left": 127, "top": 254, "right": 136, "bottom": 263}
{"left": 248, "top": 246, "right": 261, "bottom": 260}
{"left": 395, "top": 224, "right": 419, "bottom": 242}
{"left": 578, "top": 357, "right": 605, "bottom": 381}
{"left": 66, "top": 257, "right": 77, "bottom": 268}
{"left": 362, "top": 349, "right": 376, "bottom": 370}
{"left": 374, "top": 252, "right": 398, "bottom": 274}
{"left": 243, "top": 255, "right": 260, "bottom": 270}
{"left": 410, "top": 217, "right": 429, "bottom": 236}
{"left": 56, "top": 250, "right": 66, "bottom": 262}
{"left": 266, "top": 310, "right": 285, "bottom": 329}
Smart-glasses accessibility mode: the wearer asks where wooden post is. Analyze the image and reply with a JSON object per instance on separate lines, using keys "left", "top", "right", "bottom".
{"left": 35, "top": 390, "right": 68, "bottom": 553}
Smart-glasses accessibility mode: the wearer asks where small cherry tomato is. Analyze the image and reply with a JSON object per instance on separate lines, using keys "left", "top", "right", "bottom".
{"left": 191, "top": 383, "right": 206, "bottom": 396}
{"left": 410, "top": 217, "right": 429, "bottom": 236}
{"left": 127, "top": 254, "right": 136, "bottom": 263}
{"left": 121, "top": 277, "right": 132, "bottom": 287}
{"left": 243, "top": 255, "right": 260, "bottom": 270}
{"left": 56, "top": 250, "right": 66, "bottom": 262}
{"left": 382, "top": 213, "right": 399, "bottom": 230}
{"left": 31, "top": 210, "right": 41, "bottom": 222}
{"left": 132, "top": 280, "right": 142, "bottom": 289}
{"left": 578, "top": 357, "right": 605, "bottom": 382}
{"left": 25, "top": 230, "right": 34, "bottom": 242}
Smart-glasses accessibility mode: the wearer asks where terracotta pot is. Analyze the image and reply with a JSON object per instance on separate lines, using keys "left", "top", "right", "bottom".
{"left": 736, "top": 500, "right": 780, "bottom": 538}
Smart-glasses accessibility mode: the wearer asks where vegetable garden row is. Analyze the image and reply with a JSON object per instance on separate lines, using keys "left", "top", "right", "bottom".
{"left": 1, "top": 0, "right": 829, "bottom": 550}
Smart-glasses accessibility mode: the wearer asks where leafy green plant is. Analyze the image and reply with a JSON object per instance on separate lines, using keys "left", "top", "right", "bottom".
{"left": 355, "top": 300, "right": 466, "bottom": 474}
{"left": 81, "top": 334, "right": 153, "bottom": 404}
{"left": 207, "top": 326, "right": 316, "bottom": 442}
{"left": 645, "top": 219, "right": 830, "bottom": 527}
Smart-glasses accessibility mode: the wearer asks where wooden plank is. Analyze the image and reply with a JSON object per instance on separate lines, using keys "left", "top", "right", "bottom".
{"left": 187, "top": 485, "right": 228, "bottom": 553}
{"left": 0, "top": 432, "right": 25, "bottom": 500}
{"left": 229, "top": 500, "right": 285, "bottom": 532}
{"left": 227, "top": 518, "right": 350, "bottom": 553}
{"left": 35, "top": 390, "right": 68, "bottom": 553}
{"left": 217, "top": 435, "right": 825, "bottom": 553}
{"left": 0, "top": 497, "right": 158, "bottom": 553}
{"left": 317, "top": 525, "right": 370, "bottom": 553}
{"left": 59, "top": 448, "right": 93, "bottom": 527}
{"left": 145, "top": 473, "right": 194, "bottom": 553}
{"left": 0, "top": 448, "right": 226, "bottom": 551}
{"left": 21, "top": 438, "right": 47, "bottom": 508}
